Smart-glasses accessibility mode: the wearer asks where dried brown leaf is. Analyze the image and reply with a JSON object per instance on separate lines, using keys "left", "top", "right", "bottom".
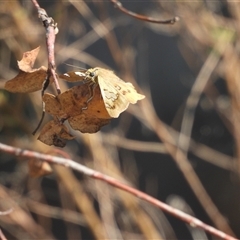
{"left": 28, "top": 159, "right": 53, "bottom": 177}
{"left": 43, "top": 93, "right": 66, "bottom": 118}
{"left": 4, "top": 47, "right": 53, "bottom": 93}
{"left": 68, "top": 113, "right": 111, "bottom": 133}
{"left": 17, "top": 46, "right": 40, "bottom": 72}
{"left": 43, "top": 84, "right": 111, "bottom": 119}
{"left": 38, "top": 120, "right": 74, "bottom": 147}
{"left": 42, "top": 83, "right": 112, "bottom": 135}
{"left": 5, "top": 66, "right": 48, "bottom": 93}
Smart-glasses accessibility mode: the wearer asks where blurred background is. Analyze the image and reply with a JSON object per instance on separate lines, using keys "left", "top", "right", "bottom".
{"left": 0, "top": 0, "right": 240, "bottom": 239}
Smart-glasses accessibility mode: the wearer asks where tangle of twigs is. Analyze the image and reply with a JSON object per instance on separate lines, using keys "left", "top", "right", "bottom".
{"left": 0, "top": 142, "right": 237, "bottom": 240}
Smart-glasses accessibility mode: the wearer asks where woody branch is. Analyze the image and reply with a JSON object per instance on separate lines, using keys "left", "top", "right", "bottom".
{"left": 0, "top": 142, "right": 237, "bottom": 240}
{"left": 31, "top": 0, "right": 61, "bottom": 94}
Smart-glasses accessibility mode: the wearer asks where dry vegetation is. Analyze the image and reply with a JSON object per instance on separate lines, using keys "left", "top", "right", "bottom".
{"left": 0, "top": 1, "right": 240, "bottom": 239}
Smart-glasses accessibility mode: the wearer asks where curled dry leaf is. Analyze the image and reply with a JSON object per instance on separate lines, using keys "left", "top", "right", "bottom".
{"left": 4, "top": 46, "right": 53, "bottom": 93}
{"left": 43, "top": 84, "right": 110, "bottom": 119}
{"left": 18, "top": 46, "right": 40, "bottom": 72}
{"left": 38, "top": 120, "right": 74, "bottom": 147}
{"left": 68, "top": 114, "right": 110, "bottom": 133}
{"left": 57, "top": 84, "right": 110, "bottom": 119}
{"left": 42, "top": 82, "right": 111, "bottom": 136}
{"left": 28, "top": 159, "right": 53, "bottom": 177}
{"left": 42, "top": 93, "right": 67, "bottom": 118}
{"left": 5, "top": 67, "right": 49, "bottom": 93}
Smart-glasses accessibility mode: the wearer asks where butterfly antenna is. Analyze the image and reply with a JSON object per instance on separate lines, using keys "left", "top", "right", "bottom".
{"left": 64, "top": 63, "right": 87, "bottom": 70}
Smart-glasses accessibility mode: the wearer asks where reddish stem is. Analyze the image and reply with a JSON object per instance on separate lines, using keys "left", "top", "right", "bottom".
{"left": 31, "top": 1, "right": 61, "bottom": 94}
{"left": 110, "top": 0, "right": 179, "bottom": 24}
{"left": 0, "top": 142, "right": 237, "bottom": 240}
{"left": 0, "top": 229, "right": 7, "bottom": 240}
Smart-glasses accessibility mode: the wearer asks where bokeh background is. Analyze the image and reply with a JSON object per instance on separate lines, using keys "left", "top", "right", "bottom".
{"left": 0, "top": 1, "right": 240, "bottom": 239}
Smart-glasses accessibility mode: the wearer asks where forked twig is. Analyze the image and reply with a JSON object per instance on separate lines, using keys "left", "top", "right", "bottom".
{"left": 176, "top": 34, "right": 229, "bottom": 162}
{"left": 0, "top": 142, "right": 237, "bottom": 240}
{"left": 110, "top": 0, "right": 179, "bottom": 24}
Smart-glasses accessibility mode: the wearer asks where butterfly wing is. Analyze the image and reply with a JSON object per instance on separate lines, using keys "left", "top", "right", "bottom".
{"left": 97, "top": 69, "right": 145, "bottom": 118}
{"left": 116, "top": 81, "right": 145, "bottom": 104}
{"left": 98, "top": 76, "right": 129, "bottom": 118}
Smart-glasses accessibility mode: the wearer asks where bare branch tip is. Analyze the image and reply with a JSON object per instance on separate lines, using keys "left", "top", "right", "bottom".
{"left": 114, "top": 1, "right": 122, "bottom": 8}
{"left": 168, "top": 16, "right": 180, "bottom": 25}
{"left": 174, "top": 16, "right": 180, "bottom": 23}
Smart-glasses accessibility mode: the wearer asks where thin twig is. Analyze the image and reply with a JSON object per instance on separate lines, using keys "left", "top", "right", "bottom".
{"left": 31, "top": 1, "right": 60, "bottom": 94}
{"left": 0, "top": 142, "right": 237, "bottom": 240}
{"left": 32, "top": 75, "right": 50, "bottom": 135}
{"left": 86, "top": 133, "right": 162, "bottom": 239}
{"left": 38, "top": 7, "right": 60, "bottom": 94}
{"left": 176, "top": 34, "right": 228, "bottom": 161}
{"left": 140, "top": 100, "right": 235, "bottom": 236}
{"left": 31, "top": 0, "right": 60, "bottom": 134}
{"left": 110, "top": 0, "right": 179, "bottom": 24}
{"left": 0, "top": 229, "right": 7, "bottom": 240}
{"left": 0, "top": 208, "right": 13, "bottom": 216}
{"left": 102, "top": 133, "right": 235, "bottom": 171}
{"left": 26, "top": 199, "right": 86, "bottom": 226}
